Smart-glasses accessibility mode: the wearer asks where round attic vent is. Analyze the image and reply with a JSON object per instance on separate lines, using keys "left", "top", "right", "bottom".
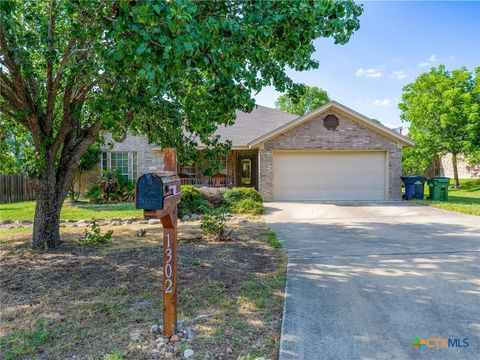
{"left": 323, "top": 114, "right": 339, "bottom": 131}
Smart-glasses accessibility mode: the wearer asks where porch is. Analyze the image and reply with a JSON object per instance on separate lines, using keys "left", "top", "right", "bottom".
{"left": 179, "top": 149, "right": 258, "bottom": 189}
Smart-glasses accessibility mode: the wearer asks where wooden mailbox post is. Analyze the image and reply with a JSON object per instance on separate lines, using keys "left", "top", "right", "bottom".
{"left": 135, "top": 148, "right": 181, "bottom": 337}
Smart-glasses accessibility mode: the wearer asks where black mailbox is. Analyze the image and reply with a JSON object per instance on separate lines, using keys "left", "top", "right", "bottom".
{"left": 136, "top": 172, "right": 181, "bottom": 210}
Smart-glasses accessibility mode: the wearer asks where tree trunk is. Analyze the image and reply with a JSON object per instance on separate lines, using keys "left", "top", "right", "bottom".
{"left": 30, "top": 121, "right": 101, "bottom": 249}
{"left": 452, "top": 153, "right": 460, "bottom": 187}
{"left": 32, "top": 182, "right": 63, "bottom": 249}
{"left": 32, "top": 165, "right": 74, "bottom": 249}
{"left": 77, "top": 171, "right": 82, "bottom": 201}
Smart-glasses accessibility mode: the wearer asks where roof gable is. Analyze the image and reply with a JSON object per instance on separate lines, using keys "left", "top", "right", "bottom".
{"left": 247, "top": 101, "right": 415, "bottom": 147}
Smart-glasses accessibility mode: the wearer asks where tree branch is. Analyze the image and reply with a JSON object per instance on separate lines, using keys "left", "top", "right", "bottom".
{"left": 46, "top": 36, "right": 76, "bottom": 132}
{"left": 73, "top": 72, "right": 107, "bottom": 103}
{"left": 46, "top": 0, "right": 56, "bottom": 101}
{"left": 55, "top": 120, "right": 102, "bottom": 203}
{"left": 0, "top": 21, "right": 42, "bottom": 147}
{"left": 0, "top": 25, "right": 29, "bottom": 107}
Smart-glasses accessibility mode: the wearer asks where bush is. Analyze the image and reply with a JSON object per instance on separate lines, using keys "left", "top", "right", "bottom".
{"left": 201, "top": 210, "right": 230, "bottom": 241}
{"left": 223, "top": 187, "right": 263, "bottom": 206}
{"left": 85, "top": 184, "right": 101, "bottom": 200}
{"left": 85, "top": 171, "right": 135, "bottom": 204}
{"left": 178, "top": 185, "right": 211, "bottom": 217}
{"left": 230, "top": 198, "right": 264, "bottom": 215}
{"left": 80, "top": 221, "right": 113, "bottom": 244}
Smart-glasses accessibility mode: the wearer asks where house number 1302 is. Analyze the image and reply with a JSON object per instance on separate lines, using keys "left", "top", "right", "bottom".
{"left": 164, "top": 233, "right": 173, "bottom": 293}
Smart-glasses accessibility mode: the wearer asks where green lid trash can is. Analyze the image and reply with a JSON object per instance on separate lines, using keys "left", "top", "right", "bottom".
{"left": 427, "top": 177, "right": 450, "bottom": 201}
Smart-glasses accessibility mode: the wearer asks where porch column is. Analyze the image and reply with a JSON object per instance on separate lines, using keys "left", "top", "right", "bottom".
{"left": 258, "top": 148, "right": 273, "bottom": 201}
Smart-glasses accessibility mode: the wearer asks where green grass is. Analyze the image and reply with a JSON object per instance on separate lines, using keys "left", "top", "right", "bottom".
{"left": 0, "top": 320, "right": 56, "bottom": 360}
{"left": 103, "top": 350, "right": 125, "bottom": 360}
{"left": 417, "top": 178, "right": 480, "bottom": 216}
{"left": 265, "top": 227, "right": 282, "bottom": 249}
{"left": 0, "top": 201, "right": 142, "bottom": 221}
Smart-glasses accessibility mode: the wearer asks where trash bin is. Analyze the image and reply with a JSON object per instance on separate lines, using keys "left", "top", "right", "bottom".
{"left": 401, "top": 176, "right": 426, "bottom": 200}
{"left": 427, "top": 177, "right": 450, "bottom": 201}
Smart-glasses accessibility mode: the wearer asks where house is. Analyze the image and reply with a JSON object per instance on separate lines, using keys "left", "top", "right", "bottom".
{"left": 88, "top": 100, "right": 414, "bottom": 201}
{"left": 427, "top": 153, "right": 480, "bottom": 179}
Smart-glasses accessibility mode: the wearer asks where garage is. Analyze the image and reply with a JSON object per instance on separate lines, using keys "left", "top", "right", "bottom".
{"left": 273, "top": 151, "right": 387, "bottom": 201}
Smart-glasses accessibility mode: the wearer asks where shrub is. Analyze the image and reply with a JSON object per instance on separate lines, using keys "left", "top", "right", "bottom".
{"left": 230, "top": 198, "right": 264, "bottom": 215}
{"left": 85, "top": 184, "right": 101, "bottom": 200}
{"left": 85, "top": 171, "right": 134, "bottom": 204}
{"left": 223, "top": 187, "right": 263, "bottom": 206}
{"left": 201, "top": 210, "right": 230, "bottom": 241}
{"left": 80, "top": 221, "right": 113, "bottom": 244}
{"left": 178, "top": 185, "right": 211, "bottom": 217}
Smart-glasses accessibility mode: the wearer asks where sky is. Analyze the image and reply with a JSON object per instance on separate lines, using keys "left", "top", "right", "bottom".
{"left": 254, "top": 1, "right": 480, "bottom": 129}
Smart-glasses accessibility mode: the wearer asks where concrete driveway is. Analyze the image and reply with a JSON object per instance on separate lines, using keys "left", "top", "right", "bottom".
{"left": 264, "top": 202, "right": 480, "bottom": 360}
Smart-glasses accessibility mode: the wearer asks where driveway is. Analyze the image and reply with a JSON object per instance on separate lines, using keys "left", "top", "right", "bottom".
{"left": 264, "top": 202, "right": 480, "bottom": 360}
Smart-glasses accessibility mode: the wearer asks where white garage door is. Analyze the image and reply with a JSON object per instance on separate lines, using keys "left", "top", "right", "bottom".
{"left": 273, "top": 151, "right": 387, "bottom": 201}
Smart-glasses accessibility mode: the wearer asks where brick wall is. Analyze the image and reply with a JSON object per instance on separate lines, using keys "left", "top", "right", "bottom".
{"left": 439, "top": 153, "right": 480, "bottom": 179}
{"left": 257, "top": 110, "right": 403, "bottom": 200}
{"left": 79, "top": 132, "right": 163, "bottom": 196}
{"left": 102, "top": 132, "right": 163, "bottom": 176}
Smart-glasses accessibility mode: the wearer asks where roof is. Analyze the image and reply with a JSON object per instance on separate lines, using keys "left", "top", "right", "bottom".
{"left": 213, "top": 105, "right": 297, "bottom": 147}
{"left": 247, "top": 100, "right": 415, "bottom": 147}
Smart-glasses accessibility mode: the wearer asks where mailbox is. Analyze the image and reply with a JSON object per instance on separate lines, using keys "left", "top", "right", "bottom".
{"left": 135, "top": 149, "right": 182, "bottom": 338}
{"left": 136, "top": 172, "right": 181, "bottom": 216}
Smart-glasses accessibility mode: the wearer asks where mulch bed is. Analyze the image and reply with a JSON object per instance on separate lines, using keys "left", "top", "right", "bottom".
{"left": 0, "top": 217, "right": 286, "bottom": 359}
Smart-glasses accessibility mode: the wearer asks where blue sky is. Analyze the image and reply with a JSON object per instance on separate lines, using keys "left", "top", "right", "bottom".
{"left": 254, "top": 1, "right": 480, "bottom": 129}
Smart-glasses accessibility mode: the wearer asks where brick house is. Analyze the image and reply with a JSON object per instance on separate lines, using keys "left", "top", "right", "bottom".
{"left": 84, "top": 101, "right": 414, "bottom": 201}
{"left": 427, "top": 153, "right": 480, "bottom": 179}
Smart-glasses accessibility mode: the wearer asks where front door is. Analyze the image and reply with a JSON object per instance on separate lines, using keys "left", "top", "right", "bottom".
{"left": 236, "top": 151, "right": 258, "bottom": 189}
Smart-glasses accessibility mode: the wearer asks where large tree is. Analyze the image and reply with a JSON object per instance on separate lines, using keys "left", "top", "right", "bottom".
{"left": 399, "top": 66, "right": 480, "bottom": 185}
{"left": 0, "top": 0, "right": 362, "bottom": 249}
{"left": 275, "top": 83, "right": 330, "bottom": 116}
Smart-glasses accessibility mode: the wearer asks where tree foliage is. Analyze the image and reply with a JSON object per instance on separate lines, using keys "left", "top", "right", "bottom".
{"left": 0, "top": 0, "right": 362, "bottom": 248}
{"left": 399, "top": 65, "right": 480, "bottom": 183}
{"left": 275, "top": 84, "right": 330, "bottom": 116}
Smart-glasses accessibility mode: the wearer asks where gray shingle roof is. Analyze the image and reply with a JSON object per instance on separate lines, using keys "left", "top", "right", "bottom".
{"left": 214, "top": 105, "right": 297, "bottom": 147}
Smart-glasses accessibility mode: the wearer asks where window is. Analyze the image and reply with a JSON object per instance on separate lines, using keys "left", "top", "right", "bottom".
{"left": 101, "top": 151, "right": 138, "bottom": 181}
{"left": 240, "top": 159, "right": 251, "bottom": 185}
{"left": 218, "top": 154, "right": 228, "bottom": 175}
{"left": 111, "top": 152, "right": 129, "bottom": 179}
{"left": 179, "top": 164, "right": 196, "bottom": 177}
{"left": 101, "top": 152, "right": 108, "bottom": 172}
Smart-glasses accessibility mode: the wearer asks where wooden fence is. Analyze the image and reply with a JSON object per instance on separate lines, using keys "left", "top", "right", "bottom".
{"left": 0, "top": 174, "right": 36, "bottom": 204}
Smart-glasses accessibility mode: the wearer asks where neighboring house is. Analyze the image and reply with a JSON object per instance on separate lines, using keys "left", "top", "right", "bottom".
{"left": 81, "top": 100, "right": 414, "bottom": 201}
{"left": 428, "top": 153, "right": 480, "bottom": 179}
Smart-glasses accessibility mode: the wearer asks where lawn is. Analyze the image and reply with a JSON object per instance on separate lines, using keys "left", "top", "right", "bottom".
{"left": 416, "top": 178, "right": 480, "bottom": 216}
{"left": 0, "top": 201, "right": 142, "bottom": 222}
{"left": 0, "top": 218, "right": 286, "bottom": 359}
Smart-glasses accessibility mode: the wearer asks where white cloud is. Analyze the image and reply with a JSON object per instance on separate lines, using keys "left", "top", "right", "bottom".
{"left": 392, "top": 70, "right": 407, "bottom": 80}
{"left": 372, "top": 98, "right": 392, "bottom": 107}
{"left": 418, "top": 54, "right": 440, "bottom": 67}
{"left": 355, "top": 68, "right": 383, "bottom": 78}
